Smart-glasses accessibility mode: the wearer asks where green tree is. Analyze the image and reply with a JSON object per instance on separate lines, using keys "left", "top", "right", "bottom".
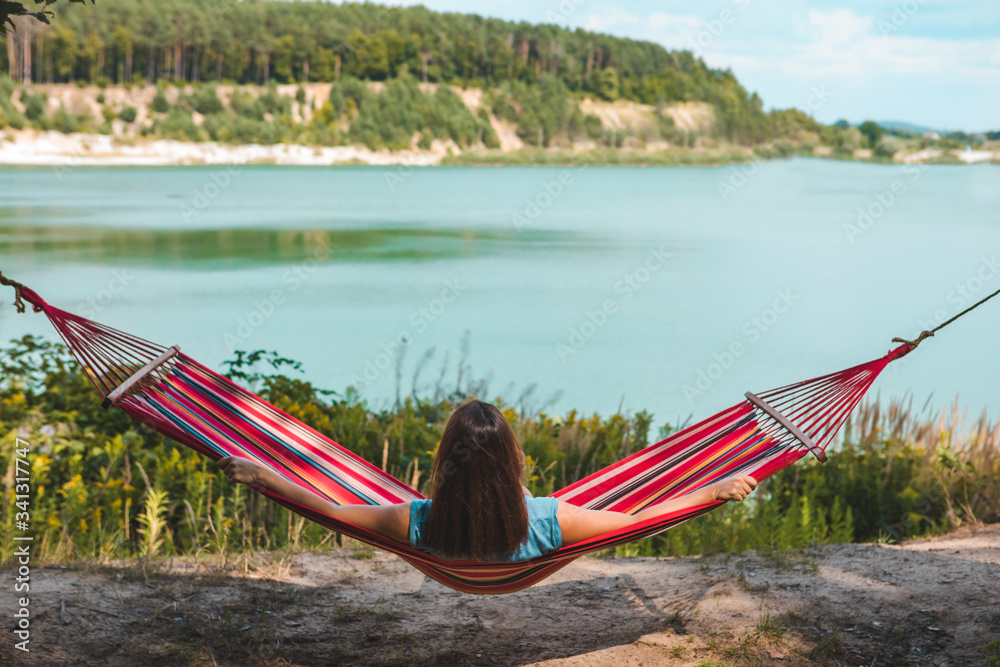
{"left": 593, "top": 66, "right": 619, "bottom": 101}
{"left": 859, "top": 120, "right": 883, "bottom": 148}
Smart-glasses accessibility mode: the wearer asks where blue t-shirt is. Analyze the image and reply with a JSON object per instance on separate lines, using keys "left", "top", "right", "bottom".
{"left": 408, "top": 496, "right": 562, "bottom": 562}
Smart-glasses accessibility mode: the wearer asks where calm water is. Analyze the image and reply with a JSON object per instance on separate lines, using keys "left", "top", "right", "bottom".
{"left": 1, "top": 160, "right": 998, "bottom": 425}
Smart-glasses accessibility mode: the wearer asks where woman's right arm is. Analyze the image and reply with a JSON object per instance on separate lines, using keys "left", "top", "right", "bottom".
{"left": 556, "top": 474, "right": 757, "bottom": 546}
{"left": 218, "top": 456, "right": 411, "bottom": 544}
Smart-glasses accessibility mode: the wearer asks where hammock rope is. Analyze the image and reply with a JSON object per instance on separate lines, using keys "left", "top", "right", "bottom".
{"left": 891, "top": 284, "right": 1000, "bottom": 350}
{"left": 1, "top": 270, "right": 993, "bottom": 594}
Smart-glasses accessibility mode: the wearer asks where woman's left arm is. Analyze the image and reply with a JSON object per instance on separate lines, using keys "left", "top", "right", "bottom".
{"left": 218, "top": 456, "right": 410, "bottom": 544}
{"left": 557, "top": 475, "right": 757, "bottom": 546}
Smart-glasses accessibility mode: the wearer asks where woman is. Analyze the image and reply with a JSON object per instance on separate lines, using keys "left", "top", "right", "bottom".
{"left": 218, "top": 400, "right": 757, "bottom": 561}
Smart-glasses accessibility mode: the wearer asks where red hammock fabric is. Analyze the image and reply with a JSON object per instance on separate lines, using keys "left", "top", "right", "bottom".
{"left": 11, "top": 285, "right": 914, "bottom": 594}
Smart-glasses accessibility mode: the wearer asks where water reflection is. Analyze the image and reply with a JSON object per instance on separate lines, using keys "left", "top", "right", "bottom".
{"left": 0, "top": 225, "right": 590, "bottom": 266}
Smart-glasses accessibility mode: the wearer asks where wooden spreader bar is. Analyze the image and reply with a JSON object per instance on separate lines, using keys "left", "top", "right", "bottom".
{"left": 101, "top": 345, "right": 181, "bottom": 410}
{"left": 745, "top": 391, "right": 828, "bottom": 463}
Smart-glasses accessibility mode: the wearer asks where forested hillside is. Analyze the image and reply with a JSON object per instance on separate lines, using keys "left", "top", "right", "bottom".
{"left": 3, "top": 0, "right": 777, "bottom": 143}
{"left": 2, "top": 0, "right": 973, "bottom": 163}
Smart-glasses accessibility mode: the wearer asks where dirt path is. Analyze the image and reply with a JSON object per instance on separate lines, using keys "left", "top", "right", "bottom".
{"left": 2, "top": 524, "right": 998, "bottom": 666}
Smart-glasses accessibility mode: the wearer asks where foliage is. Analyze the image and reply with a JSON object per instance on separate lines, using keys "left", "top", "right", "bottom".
{"left": 149, "top": 86, "right": 169, "bottom": 113}
{"left": 0, "top": 0, "right": 792, "bottom": 147}
{"left": 1, "top": 0, "right": 91, "bottom": 33}
{"left": 328, "top": 74, "right": 485, "bottom": 150}
{"left": 875, "top": 134, "right": 904, "bottom": 158}
{"left": 0, "top": 75, "right": 27, "bottom": 128}
{"left": 490, "top": 75, "right": 600, "bottom": 147}
{"left": 1, "top": 333, "right": 997, "bottom": 566}
{"left": 859, "top": 120, "right": 884, "bottom": 148}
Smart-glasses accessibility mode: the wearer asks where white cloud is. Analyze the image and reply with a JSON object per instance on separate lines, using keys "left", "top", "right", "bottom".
{"left": 582, "top": 5, "right": 641, "bottom": 32}
{"left": 807, "top": 9, "right": 872, "bottom": 45}
{"left": 611, "top": 3, "right": 998, "bottom": 128}
{"left": 647, "top": 12, "right": 702, "bottom": 33}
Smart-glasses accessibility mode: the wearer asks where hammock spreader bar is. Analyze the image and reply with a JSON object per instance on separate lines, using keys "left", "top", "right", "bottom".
{"left": 101, "top": 345, "right": 181, "bottom": 409}
{"left": 745, "top": 391, "right": 826, "bottom": 462}
{"left": 3, "top": 270, "right": 994, "bottom": 594}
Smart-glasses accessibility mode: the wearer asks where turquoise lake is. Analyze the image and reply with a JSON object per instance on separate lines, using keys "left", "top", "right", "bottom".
{"left": 1, "top": 159, "right": 998, "bottom": 426}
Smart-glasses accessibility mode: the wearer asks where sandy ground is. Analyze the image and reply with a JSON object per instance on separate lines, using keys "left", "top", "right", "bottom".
{"left": 1, "top": 524, "right": 997, "bottom": 666}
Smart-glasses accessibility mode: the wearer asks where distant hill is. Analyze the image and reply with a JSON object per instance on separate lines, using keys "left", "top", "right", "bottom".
{"left": 876, "top": 120, "right": 939, "bottom": 135}
{"left": 0, "top": 0, "right": 786, "bottom": 145}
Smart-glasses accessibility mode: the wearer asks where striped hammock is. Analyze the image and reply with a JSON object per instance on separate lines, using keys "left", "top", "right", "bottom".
{"left": 11, "top": 284, "right": 915, "bottom": 595}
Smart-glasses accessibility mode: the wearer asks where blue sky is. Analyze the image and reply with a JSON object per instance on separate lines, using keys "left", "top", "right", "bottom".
{"left": 392, "top": 0, "right": 999, "bottom": 132}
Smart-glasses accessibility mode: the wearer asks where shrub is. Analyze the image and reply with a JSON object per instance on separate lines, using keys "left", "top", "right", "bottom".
{"left": 20, "top": 89, "right": 47, "bottom": 123}
{"left": 119, "top": 106, "right": 137, "bottom": 123}
{"left": 187, "top": 85, "right": 224, "bottom": 115}
{"left": 154, "top": 107, "right": 200, "bottom": 140}
{"left": 150, "top": 87, "right": 170, "bottom": 113}
{"left": 875, "top": 135, "right": 905, "bottom": 158}
{"left": 259, "top": 84, "right": 292, "bottom": 116}
{"left": 839, "top": 126, "right": 863, "bottom": 153}
{"left": 51, "top": 106, "right": 78, "bottom": 133}
{"left": 0, "top": 76, "right": 27, "bottom": 129}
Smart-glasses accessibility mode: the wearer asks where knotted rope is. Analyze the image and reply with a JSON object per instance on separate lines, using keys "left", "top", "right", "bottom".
{"left": 0, "top": 269, "right": 33, "bottom": 314}
{"left": 893, "top": 286, "right": 1000, "bottom": 350}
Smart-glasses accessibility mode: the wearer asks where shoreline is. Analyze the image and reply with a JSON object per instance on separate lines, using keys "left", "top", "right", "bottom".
{"left": 2, "top": 129, "right": 996, "bottom": 168}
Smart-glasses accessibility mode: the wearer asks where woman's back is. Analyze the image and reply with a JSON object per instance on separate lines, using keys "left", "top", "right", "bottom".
{"left": 409, "top": 496, "right": 562, "bottom": 562}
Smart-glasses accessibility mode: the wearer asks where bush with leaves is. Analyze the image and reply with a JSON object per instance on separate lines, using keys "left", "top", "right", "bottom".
{"left": 185, "top": 85, "right": 224, "bottom": 115}
{"left": 149, "top": 86, "right": 170, "bottom": 113}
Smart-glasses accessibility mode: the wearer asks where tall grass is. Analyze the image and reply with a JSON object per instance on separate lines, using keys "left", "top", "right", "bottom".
{"left": 1, "top": 334, "right": 996, "bottom": 565}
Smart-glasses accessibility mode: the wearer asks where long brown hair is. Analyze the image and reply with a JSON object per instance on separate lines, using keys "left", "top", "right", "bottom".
{"left": 424, "top": 400, "right": 529, "bottom": 560}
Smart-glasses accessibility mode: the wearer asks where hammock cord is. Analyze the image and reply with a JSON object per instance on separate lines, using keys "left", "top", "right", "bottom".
{"left": 0, "top": 269, "right": 37, "bottom": 315}
{"left": 893, "top": 285, "right": 1000, "bottom": 349}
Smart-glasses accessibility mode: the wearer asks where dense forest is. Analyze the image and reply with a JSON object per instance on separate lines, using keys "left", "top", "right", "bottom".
{"left": 1, "top": 0, "right": 986, "bottom": 157}
{"left": 2, "top": 0, "right": 777, "bottom": 143}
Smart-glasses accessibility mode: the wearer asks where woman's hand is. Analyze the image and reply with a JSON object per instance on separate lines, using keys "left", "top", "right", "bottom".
{"left": 218, "top": 456, "right": 268, "bottom": 488}
{"left": 712, "top": 474, "right": 757, "bottom": 502}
